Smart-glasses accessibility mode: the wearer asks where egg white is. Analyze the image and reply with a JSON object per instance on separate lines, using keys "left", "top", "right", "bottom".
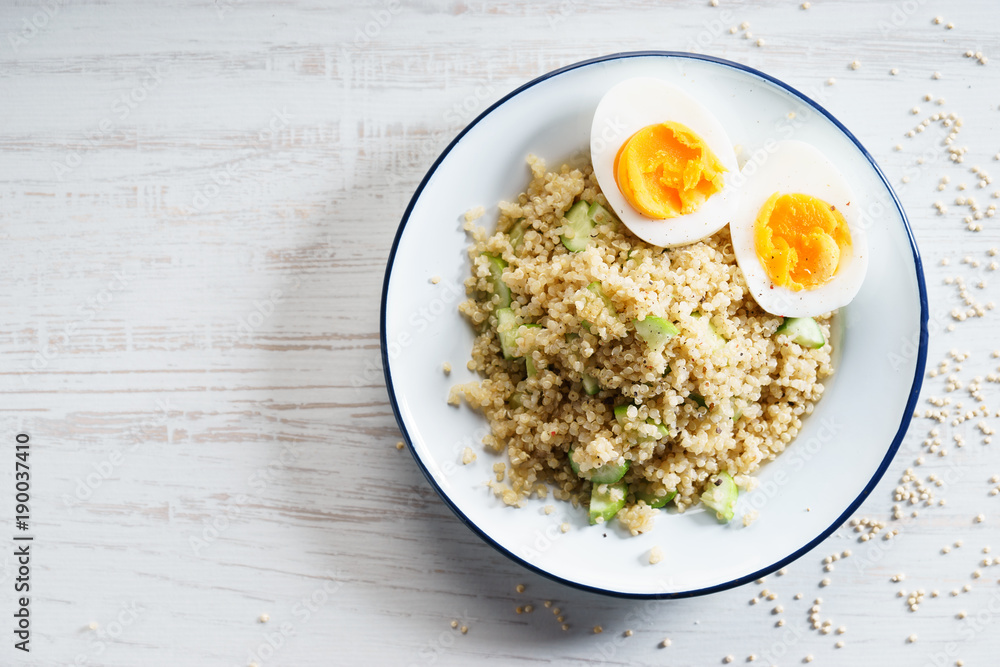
{"left": 590, "top": 77, "right": 741, "bottom": 248}
{"left": 729, "top": 140, "right": 869, "bottom": 317}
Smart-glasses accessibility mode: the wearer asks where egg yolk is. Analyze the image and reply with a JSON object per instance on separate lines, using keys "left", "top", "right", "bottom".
{"left": 753, "top": 192, "right": 853, "bottom": 291}
{"left": 613, "top": 121, "right": 727, "bottom": 219}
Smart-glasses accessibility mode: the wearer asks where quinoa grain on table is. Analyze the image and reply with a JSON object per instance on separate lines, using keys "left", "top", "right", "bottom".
{"left": 449, "top": 155, "right": 834, "bottom": 533}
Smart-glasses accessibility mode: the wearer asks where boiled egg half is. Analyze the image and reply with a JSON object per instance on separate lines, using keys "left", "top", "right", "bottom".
{"left": 729, "top": 140, "right": 869, "bottom": 317}
{"left": 591, "top": 78, "right": 741, "bottom": 247}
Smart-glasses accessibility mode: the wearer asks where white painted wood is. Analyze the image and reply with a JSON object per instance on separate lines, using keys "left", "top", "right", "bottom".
{"left": 2, "top": 0, "right": 1000, "bottom": 664}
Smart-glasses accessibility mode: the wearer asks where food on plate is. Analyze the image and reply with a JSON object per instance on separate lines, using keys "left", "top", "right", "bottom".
{"left": 591, "top": 77, "right": 868, "bottom": 318}
{"left": 449, "top": 155, "right": 835, "bottom": 534}
{"left": 590, "top": 77, "right": 740, "bottom": 248}
{"left": 729, "top": 140, "right": 869, "bottom": 317}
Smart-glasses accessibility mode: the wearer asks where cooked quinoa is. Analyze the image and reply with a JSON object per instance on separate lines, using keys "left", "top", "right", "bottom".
{"left": 449, "top": 155, "right": 834, "bottom": 534}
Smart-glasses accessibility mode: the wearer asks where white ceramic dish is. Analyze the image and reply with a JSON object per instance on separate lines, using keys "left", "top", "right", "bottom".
{"left": 381, "top": 52, "right": 928, "bottom": 598}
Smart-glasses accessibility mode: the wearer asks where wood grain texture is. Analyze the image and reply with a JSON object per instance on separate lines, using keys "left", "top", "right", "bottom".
{"left": 2, "top": 0, "right": 1000, "bottom": 665}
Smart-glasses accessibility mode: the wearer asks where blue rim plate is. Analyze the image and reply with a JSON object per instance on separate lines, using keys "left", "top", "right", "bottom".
{"left": 381, "top": 52, "right": 928, "bottom": 598}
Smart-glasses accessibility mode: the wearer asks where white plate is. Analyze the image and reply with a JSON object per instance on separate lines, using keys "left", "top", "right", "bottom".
{"left": 381, "top": 52, "right": 928, "bottom": 598}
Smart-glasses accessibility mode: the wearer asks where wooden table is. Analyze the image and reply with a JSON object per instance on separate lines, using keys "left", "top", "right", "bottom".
{"left": 3, "top": 1, "right": 999, "bottom": 664}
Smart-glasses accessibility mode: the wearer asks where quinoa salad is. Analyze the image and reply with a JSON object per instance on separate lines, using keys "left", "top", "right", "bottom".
{"left": 449, "top": 156, "right": 835, "bottom": 534}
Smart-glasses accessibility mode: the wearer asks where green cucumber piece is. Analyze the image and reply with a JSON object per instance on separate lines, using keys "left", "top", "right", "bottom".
{"left": 560, "top": 201, "right": 594, "bottom": 252}
{"left": 508, "top": 391, "right": 524, "bottom": 409}
{"left": 483, "top": 254, "right": 511, "bottom": 308}
{"left": 731, "top": 397, "right": 743, "bottom": 421}
{"left": 776, "top": 316, "right": 826, "bottom": 349}
{"left": 701, "top": 471, "right": 738, "bottom": 522}
{"left": 589, "top": 481, "right": 627, "bottom": 525}
{"left": 690, "top": 312, "right": 727, "bottom": 349}
{"left": 635, "top": 487, "right": 677, "bottom": 509}
{"left": 634, "top": 315, "right": 679, "bottom": 353}
{"left": 586, "top": 281, "right": 617, "bottom": 314}
{"left": 508, "top": 218, "right": 526, "bottom": 254}
{"left": 568, "top": 448, "right": 629, "bottom": 484}
{"left": 581, "top": 372, "right": 600, "bottom": 395}
{"left": 516, "top": 324, "right": 542, "bottom": 377}
{"left": 587, "top": 202, "right": 616, "bottom": 226}
{"left": 496, "top": 308, "right": 519, "bottom": 359}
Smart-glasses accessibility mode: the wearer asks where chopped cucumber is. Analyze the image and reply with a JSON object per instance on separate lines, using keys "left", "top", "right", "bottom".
{"left": 589, "top": 461, "right": 630, "bottom": 484}
{"left": 508, "top": 391, "right": 524, "bottom": 408}
{"left": 613, "top": 403, "right": 630, "bottom": 423}
{"left": 589, "top": 481, "right": 627, "bottom": 525}
{"left": 568, "top": 448, "right": 629, "bottom": 484}
{"left": 560, "top": 201, "right": 594, "bottom": 252}
{"left": 581, "top": 372, "right": 601, "bottom": 395}
{"left": 516, "top": 324, "right": 542, "bottom": 377}
{"left": 690, "top": 312, "right": 727, "bottom": 349}
{"left": 731, "top": 397, "right": 743, "bottom": 421}
{"left": 586, "top": 281, "right": 617, "bottom": 314}
{"left": 568, "top": 447, "right": 580, "bottom": 475}
{"left": 508, "top": 218, "right": 526, "bottom": 254}
{"left": 587, "top": 202, "right": 617, "bottom": 226}
{"left": 700, "top": 471, "right": 738, "bottom": 522}
{"left": 483, "top": 253, "right": 511, "bottom": 308}
{"left": 634, "top": 315, "right": 679, "bottom": 353}
{"left": 635, "top": 487, "right": 677, "bottom": 509}
{"left": 496, "top": 308, "right": 519, "bottom": 359}
{"left": 775, "top": 316, "right": 826, "bottom": 349}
